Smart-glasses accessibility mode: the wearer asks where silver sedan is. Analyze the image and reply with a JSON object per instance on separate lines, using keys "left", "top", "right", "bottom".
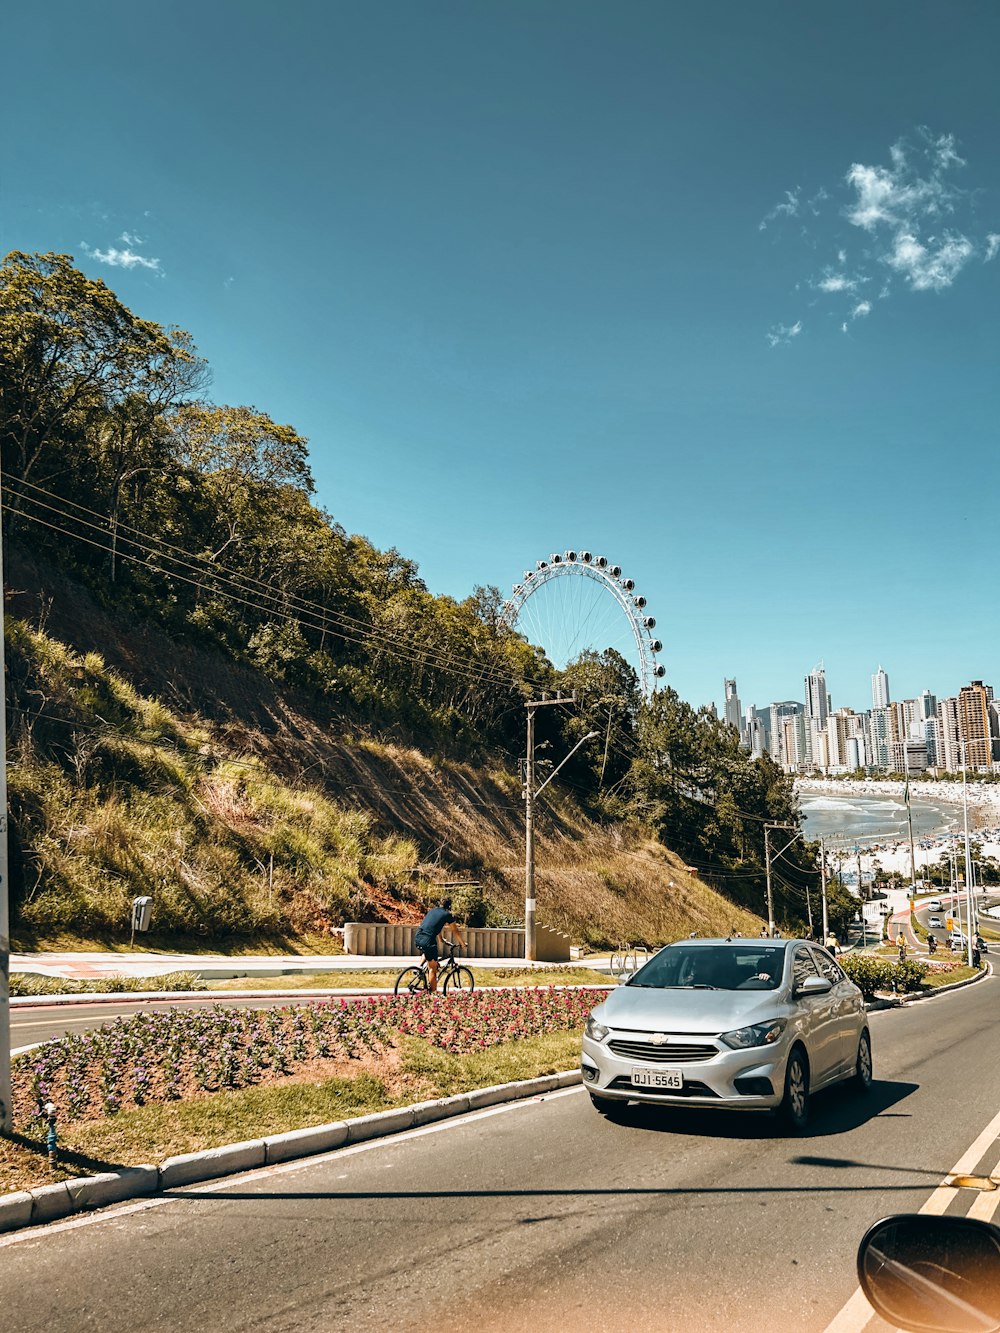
{"left": 581, "top": 938, "right": 870, "bottom": 1131}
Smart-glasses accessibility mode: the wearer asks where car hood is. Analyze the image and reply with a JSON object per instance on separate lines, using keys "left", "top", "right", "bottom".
{"left": 593, "top": 983, "right": 787, "bottom": 1035}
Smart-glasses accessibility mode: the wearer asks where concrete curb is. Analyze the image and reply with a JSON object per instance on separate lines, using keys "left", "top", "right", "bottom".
{"left": 0, "top": 1069, "right": 582, "bottom": 1236}
{"left": 11, "top": 983, "right": 612, "bottom": 1010}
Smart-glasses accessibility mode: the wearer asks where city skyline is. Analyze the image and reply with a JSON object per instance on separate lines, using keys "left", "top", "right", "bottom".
{"left": 728, "top": 664, "right": 999, "bottom": 777}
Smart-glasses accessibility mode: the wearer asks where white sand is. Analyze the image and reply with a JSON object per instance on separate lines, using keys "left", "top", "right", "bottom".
{"left": 796, "top": 777, "right": 1000, "bottom": 881}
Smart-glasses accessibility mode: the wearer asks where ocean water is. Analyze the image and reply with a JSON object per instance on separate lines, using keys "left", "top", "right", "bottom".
{"left": 798, "top": 789, "right": 968, "bottom": 844}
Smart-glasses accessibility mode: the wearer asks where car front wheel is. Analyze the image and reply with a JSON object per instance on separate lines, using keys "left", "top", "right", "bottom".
{"left": 779, "top": 1048, "right": 810, "bottom": 1132}
{"left": 589, "top": 1092, "right": 628, "bottom": 1120}
{"left": 852, "top": 1030, "right": 873, "bottom": 1091}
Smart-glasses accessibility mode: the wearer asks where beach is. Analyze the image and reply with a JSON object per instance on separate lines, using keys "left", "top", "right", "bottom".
{"left": 796, "top": 777, "right": 1000, "bottom": 883}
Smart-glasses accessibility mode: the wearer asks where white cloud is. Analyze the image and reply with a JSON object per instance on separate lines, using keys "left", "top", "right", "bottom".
{"left": 759, "top": 189, "right": 800, "bottom": 231}
{"left": 766, "top": 320, "right": 803, "bottom": 347}
{"left": 119, "top": 230, "right": 143, "bottom": 246}
{"left": 884, "top": 231, "right": 974, "bottom": 291}
{"left": 82, "top": 240, "right": 161, "bottom": 272}
{"left": 818, "top": 274, "right": 856, "bottom": 293}
{"left": 763, "top": 128, "right": 996, "bottom": 338}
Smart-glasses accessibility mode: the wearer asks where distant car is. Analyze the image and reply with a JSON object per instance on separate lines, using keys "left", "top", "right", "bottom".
{"left": 581, "top": 938, "right": 870, "bottom": 1132}
{"left": 927, "top": 915, "right": 943, "bottom": 929}
{"left": 925, "top": 900, "right": 943, "bottom": 913}
{"left": 949, "top": 930, "right": 968, "bottom": 950}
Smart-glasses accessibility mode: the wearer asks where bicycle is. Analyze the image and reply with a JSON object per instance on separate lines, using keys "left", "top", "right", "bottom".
{"left": 394, "top": 941, "right": 475, "bottom": 996}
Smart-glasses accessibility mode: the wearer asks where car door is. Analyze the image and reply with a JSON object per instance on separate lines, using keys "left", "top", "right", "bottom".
{"left": 790, "top": 946, "right": 839, "bottom": 1085}
{"left": 810, "top": 946, "right": 862, "bottom": 1076}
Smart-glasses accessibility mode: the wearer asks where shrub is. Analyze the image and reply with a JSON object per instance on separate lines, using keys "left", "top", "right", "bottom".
{"left": 840, "top": 954, "right": 927, "bottom": 999}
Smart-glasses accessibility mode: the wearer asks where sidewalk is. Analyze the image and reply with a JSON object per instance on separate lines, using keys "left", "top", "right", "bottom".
{"left": 9, "top": 950, "right": 614, "bottom": 981}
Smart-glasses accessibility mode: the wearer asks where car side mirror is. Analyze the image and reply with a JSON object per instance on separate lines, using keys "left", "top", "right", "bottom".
{"left": 796, "top": 975, "right": 832, "bottom": 997}
{"left": 858, "top": 1214, "right": 1000, "bottom": 1332}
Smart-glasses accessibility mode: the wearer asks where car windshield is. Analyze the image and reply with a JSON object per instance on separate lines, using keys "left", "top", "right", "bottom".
{"left": 628, "top": 944, "right": 786, "bottom": 991}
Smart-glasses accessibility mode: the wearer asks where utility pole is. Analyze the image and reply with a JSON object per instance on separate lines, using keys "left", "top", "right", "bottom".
{"left": 820, "top": 837, "right": 829, "bottom": 945}
{"left": 0, "top": 464, "right": 9, "bottom": 1135}
{"left": 764, "top": 823, "right": 803, "bottom": 938}
{"left": 523, "top": 693, "right": 596, "bottom": 961}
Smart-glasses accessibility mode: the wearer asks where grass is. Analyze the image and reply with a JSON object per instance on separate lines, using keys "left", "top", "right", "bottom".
{"left": 0, "top": 1029, "right": 582, "bottom": 1196}
{"left": 920, "top": 964, "right": 979, "bottom": 990}
{"left": 9, "top": 971, "right": 207, "bottom": 997}
{"left": 207, "top": 966, "right": 610, "bottom": 991}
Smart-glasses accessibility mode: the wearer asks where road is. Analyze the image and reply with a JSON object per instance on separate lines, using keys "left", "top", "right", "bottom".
{"left": 2, "top": 974, "right": 998, "bottom": 1332}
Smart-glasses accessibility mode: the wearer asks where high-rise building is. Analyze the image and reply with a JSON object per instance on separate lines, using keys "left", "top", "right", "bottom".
{"left": 936, "top": 697, "right": 960, "bottom": 772}
{"left": 769, "top": 701, "right": 805, "bottom": 770}
{"left": 918, "top": 690, "right": 937, "bottom": 721}
{"left": 803, "top": 665, "right": 829, "bottom": 766}
{"left": 867, "top": 705, "right": 899, "bottom": 771}
{"left": 958, "top": 681, "right": 994, "bottom": 769}
{"left": 890, "top": 738, "right": 929, "bottom": 776}
{"left": 829, "top": 708, "right": 864, "bottom": 772}
{"left": 872, "top": 666, "right": 890, "bottom": 709}
{"left": 745, "top": 705, "right": 768, "bottom": 759}
{"left": 723, "top": 678, "right": 742, "bottom": 735}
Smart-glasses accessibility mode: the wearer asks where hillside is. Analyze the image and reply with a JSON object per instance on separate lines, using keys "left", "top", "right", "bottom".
{"left": 5, "top": 547, "right": 765, "bottom": 950}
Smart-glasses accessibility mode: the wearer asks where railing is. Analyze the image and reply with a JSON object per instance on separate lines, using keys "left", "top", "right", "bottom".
{"left": 610, "top": 943, "right": 650, "bottom": 980}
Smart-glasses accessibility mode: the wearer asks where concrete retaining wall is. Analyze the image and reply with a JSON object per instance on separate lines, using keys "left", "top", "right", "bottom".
{"left": 343, "top": 922, "right": 571, "bottom": 962}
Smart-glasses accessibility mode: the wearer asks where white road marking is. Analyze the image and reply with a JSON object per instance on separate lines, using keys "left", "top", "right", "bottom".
{"left": 823, "top": 1102, "right": 1000, "bottom": 1333}
{"left": 966, "top": 1153, "right": 1000, "bottom": 1223}
{"left": 0, "top": 1086, "right": 583, "bottom": 1248}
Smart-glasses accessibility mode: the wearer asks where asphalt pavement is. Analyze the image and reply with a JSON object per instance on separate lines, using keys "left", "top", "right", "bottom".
{"left": 2, "top": 973, "right": 999, "bottom": 1332}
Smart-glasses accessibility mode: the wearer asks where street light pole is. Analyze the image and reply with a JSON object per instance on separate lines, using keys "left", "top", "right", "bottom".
{"left": 962, "top": 740, "right": 975, "bottom": 968}
{"left": 523, "top": 694, "right": 596, "bottom": 961}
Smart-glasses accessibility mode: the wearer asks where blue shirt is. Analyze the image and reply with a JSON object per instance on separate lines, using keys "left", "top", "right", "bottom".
{"left": 418, "top": 907, "right": 455, "bottom": 940}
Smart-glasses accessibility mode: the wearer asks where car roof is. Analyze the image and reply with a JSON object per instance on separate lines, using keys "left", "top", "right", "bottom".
{"left": 667, "top": 937, "right": 798, "bottom": 949}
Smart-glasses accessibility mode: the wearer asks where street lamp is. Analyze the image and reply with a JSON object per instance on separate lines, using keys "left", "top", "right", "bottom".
{"left": 523, "top": 704, "right": 598, "bottom": 961}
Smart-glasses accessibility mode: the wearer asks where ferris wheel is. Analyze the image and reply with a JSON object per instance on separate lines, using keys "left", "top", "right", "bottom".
{"left": 503, "top": 549, "right": 665, "bottom": 698}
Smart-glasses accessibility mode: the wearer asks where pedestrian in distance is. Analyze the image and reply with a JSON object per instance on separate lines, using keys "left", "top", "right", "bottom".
{"left": 898, "top": 937, "right": 907, "bottom": 964}
{"left": 414, "top": 897, "right": 466, "bottom": 994}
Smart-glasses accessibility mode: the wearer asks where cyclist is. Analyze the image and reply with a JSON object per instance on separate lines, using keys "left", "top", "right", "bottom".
{"left": 414, "top": 898, "right": 466, "bottom": 993}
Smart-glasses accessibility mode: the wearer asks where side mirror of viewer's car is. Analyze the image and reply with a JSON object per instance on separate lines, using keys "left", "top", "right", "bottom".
{"left": 858, "top": 1214, "right": 1000, "bottom": 1332}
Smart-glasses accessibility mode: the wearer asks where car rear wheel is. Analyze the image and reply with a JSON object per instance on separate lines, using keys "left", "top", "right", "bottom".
{"left": 852, "top": 1030, "right": 873, "bottom": 1091}
{"left": 779, "top": 1048, "right": 810, "bottom": 1132}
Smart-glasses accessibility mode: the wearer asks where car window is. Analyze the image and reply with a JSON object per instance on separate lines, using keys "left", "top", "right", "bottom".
{"left": 629, "top": 944, "right": 786, "bottom": 990}
{"left": 810, "top": 947, "right": 845, "bottom": 984}
{"left": 792, "top": 948, "right": 821, "bottom": 990}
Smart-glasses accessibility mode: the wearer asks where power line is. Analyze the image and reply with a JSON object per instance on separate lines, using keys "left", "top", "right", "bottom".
{"left": 8, "top": 491, "right": 537, "bottom": 697}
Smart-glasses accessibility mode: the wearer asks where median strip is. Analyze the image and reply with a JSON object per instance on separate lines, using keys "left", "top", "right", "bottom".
{"left": 0, "top": 1070, "right": 581, "bottom": 1235}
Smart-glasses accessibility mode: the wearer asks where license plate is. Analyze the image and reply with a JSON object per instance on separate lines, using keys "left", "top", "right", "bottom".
{"left": 631, "top": 1067, "right": 683, "bottom": 1089}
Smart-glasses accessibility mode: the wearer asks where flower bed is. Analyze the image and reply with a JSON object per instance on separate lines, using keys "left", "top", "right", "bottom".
{"left": 385, "top": 986, "right": 608, "bottom": 1055}
{"left": 12, "top": 988, "right": 610, "bottom": 1130}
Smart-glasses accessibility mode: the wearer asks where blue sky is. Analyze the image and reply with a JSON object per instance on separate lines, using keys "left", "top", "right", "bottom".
{"left": 4, "top": 1, "right": 999, "bottom": 718}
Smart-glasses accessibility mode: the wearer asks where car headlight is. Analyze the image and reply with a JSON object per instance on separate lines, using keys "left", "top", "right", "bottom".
{"left": 720, "top": 1019, "right": 786, "bottom": 1050}
{"left": 585, "top": 1015, "right": 610, "bottom": 1042}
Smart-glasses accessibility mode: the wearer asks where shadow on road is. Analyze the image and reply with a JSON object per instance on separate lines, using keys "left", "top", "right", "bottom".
{"left": 599, "top": 1077, "right": 918, "bottom": 1140}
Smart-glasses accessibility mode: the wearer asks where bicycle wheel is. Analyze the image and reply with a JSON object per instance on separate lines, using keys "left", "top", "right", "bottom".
{"left": 443, "top": 966, "right": 475, "bottom": 995}
{"left": 394, "top": 966, "right": 428, "bottom": 996}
